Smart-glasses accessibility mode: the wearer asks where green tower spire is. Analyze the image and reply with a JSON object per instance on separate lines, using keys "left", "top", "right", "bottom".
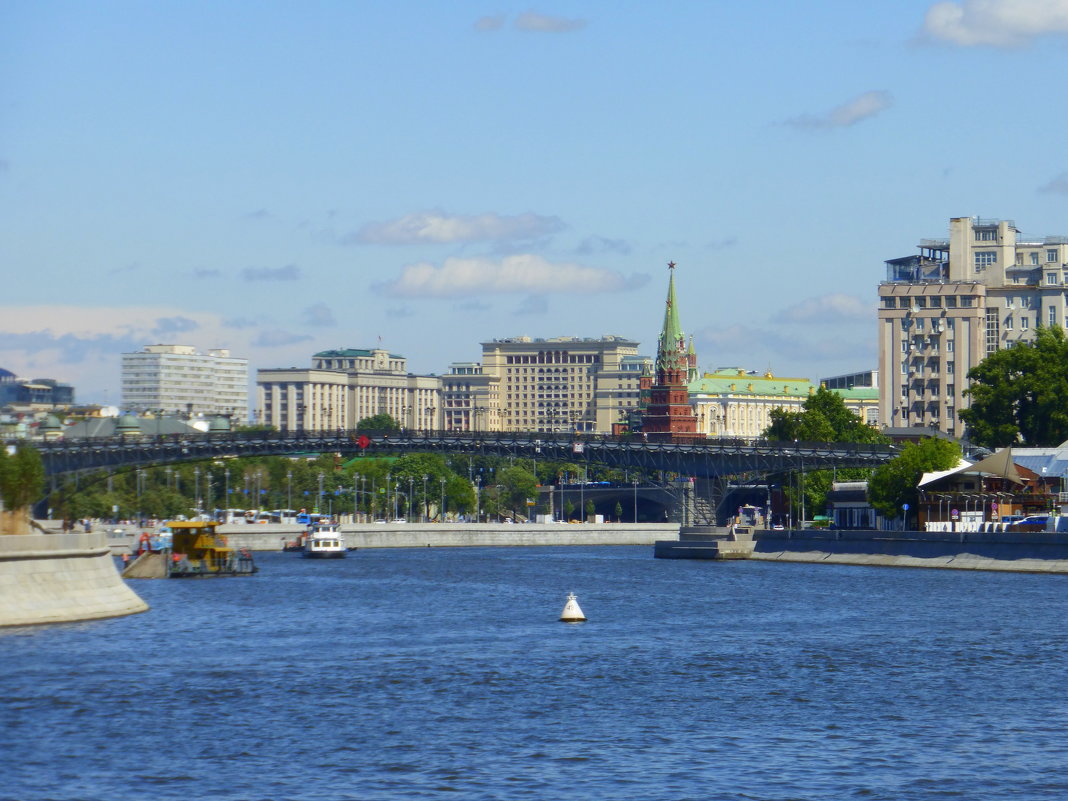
{"left": 657, "top": 261, "right": 685, "bottom": 371}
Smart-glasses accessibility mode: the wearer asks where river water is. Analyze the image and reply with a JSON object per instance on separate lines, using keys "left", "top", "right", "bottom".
{"left": 3, "top": 547, "right": 1068, "bottom": 801}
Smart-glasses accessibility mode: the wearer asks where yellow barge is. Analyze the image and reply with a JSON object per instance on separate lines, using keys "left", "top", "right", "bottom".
{"left": 122, "top": 521, "right": 257, "bottom": 579}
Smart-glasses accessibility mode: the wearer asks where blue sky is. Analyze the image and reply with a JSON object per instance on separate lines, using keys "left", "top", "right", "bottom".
{"left": 5, "top": 1, "right": 1068, "bottom": 405}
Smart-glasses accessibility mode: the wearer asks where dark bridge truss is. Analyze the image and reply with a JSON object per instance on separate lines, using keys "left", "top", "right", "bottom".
{"left": 30, "top": 429, "right": 896, "bottom": 479}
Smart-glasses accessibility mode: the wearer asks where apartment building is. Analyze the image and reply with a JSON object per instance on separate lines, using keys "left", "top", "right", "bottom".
{"left": 257, "top": 347, "right": 440, "bottom": 432}
{"left": 879, "top": 217, "right": 1068, "bottom": 435}
{"left": 121, "top": 345, "right": 248, "bottom": 420}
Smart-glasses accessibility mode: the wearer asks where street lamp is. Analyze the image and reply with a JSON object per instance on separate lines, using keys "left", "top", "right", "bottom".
{"left": 422, "top": 474, "right": 428, "bottom": 522}
{"left": 476, "top": 476, "right": 482, "bottom": 522}
{"left": 633, "top": 478, "right": 638, "bottom": 523}
{"left": 408, "top": 477, "right": 414, "bottom": 522}
{"left": 440, "top": 477, "right": 446, "bottom": 522}
{"left": 287, "top": 470, "right": 292, "bottom": 512}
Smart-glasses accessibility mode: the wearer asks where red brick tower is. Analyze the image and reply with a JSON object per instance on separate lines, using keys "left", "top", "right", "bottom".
{"left": 642, "top": 262, "right": 699, "bottom": 442}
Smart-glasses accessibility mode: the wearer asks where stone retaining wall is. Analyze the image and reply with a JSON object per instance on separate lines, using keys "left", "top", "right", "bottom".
{"left": 220, "top": 523, "right": 678, "bottom": 550}
{"left": 749, "top": 529, "right": 1068, "bottom": 573}
{"left": 0, "top": 533, "right": 149, "bottom": 627}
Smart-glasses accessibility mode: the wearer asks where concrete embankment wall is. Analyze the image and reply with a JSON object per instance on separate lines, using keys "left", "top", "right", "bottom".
{"left": 0, "top": 533, "right": 149, "bottom": 627}
{"left": 219, "top": 523, "right": 678, "bottom": 550}
{"left": 750, "top": 529, "right": 1068, "bottom": 573}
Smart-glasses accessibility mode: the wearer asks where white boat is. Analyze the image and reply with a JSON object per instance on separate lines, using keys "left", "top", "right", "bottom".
{"left": 301, "top": 524, "right": 347, "bottom": 559}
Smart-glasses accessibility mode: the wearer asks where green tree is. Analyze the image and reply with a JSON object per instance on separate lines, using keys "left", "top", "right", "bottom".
{"left": 0, "top": 445, "right": 45, "bottom": 513}
{"left": 959, "top": 325, "right": 1068, "bottom": 447}
{"left": 868, "top": 438, "right": 961, "bottom": 522}
{"left": 0, "top": 445, "right": 46, "bottom": 534}
{"left": 356, "top": 413, "right": 400, "bottom": 434}
{"left": 498, "top": 465, "right": 537, "bottom": 520}
{"left": 585, "top": 499, "right": 596, "bottom": 521}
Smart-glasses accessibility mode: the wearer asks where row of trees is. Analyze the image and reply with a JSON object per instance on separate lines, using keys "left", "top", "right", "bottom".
{"left": 45, "top": 439, "right": 659, "bottom": 524}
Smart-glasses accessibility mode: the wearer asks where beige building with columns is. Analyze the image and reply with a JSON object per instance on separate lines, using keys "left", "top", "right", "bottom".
{"left": 256, "top": 347, "right": 441, "bottom": 432}
{"left": 879, "top": 217, "right": 1068, "bottom": 436}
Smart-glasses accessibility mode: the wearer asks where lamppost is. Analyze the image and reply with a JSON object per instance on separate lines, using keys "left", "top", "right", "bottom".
{"left": 407, "top": 477, "right": 414, "bottom": 522}
{"left": 224, "top": 468, "right": 230, "bottom": 519}
{"left": 317, "top": 472, "right": 324, "bottom": 514}
{"left": 386, "top": 474, "right": 391, "bottom": 520}
{"left": 360, "top": 475, "right": 366, "bottom": 522}
{"left": 422, "top": 474, "right": 428, "bottom": 522}
{"left": 353, "top": 474, "right": 359, "bottom": 523}
{"left": 440, "top": 477, "right": 446, "bottom": 522}
{"left": 580, "top": 466, "right": 585, "bottom": 523}
{"left": 287, "top": 470, "right": 292, "bottom": 512}
{"left": 476, "top": 476, "right": 482, "bottom": 522}
{"left": 194, "top": 466, "right": 201, "bottom": 516}
{"left": 633, "top": 478, "right": 638, "bottom": 523}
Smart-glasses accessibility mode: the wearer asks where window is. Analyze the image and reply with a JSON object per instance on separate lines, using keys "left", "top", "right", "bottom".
{"left": 1031, "top": 252, "right": 1040, "bottom": 265}
{"left": 975, "top": 251, "right": 997, "bottom": 268}
{"left": 883, "top": 297, "right": 896, "bottom": 309}
{"left": 1047, "top": 273, "right": 1059, "bottom": 285}
{"left": 1049, "top": 249, "right": 1059, "bottom": 263}
{"left": 960, "top": 296, "right": 973, "bottom": 307}
{"left": 947, "top": 340, "right": 954, "bottom": 352}
{"left": 1050, "top": 306, "right": 1058, "bottom": 327}
{"left": 929, "top": 296, "right": 942, "bottom": 308}
{"left": 915, "top": 317, "right": 925, "bottom": 331}
{"left": 1005, "top": 315, "right": 1013, "bottom": 330}
{"left": 975, "top": 228, "right": 997, "bottom": 241}
{"left": 947, "top": 360, "right": 955, "bottom": 374}
{"left": 915, "top": 297, "right": 927, "bottom": 308}
{"left": 1022, "top": 317, "right": 1030, "bottom": 330}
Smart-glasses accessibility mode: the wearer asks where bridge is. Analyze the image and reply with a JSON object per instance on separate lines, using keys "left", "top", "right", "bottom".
{"left": 30, "top": 428, "right": 896, "bottom": 478}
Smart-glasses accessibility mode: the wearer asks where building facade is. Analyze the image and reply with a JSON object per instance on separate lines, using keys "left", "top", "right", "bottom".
{"left": 121, "top": 345, "right": 248, "bottom": 420}
{"left": 478, "top": 336, "right": 649, "bottom": 434}
{"left": 879, "top": 217, "right": 1068, "bottom": 435}
{"left": 689, "top": 368, "right": 879, "bottom": 438}
{"left": 256, "top": 347, "right": 441, "bottom": 432}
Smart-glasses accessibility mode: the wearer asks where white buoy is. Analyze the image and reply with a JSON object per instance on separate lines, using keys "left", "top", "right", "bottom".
{"left": 559, "top": 592, "right": 586, "bottom": 623}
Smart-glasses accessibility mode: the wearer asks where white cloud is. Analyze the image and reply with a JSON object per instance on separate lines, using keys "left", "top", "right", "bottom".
{"left": 474, "top": 15, "right": 505, "bottom": 31}
{"left": 374, "top": 255, "right": 647, "bottom": 298}
{"left": 242, "top": 264, "right": 301, "bottom": 281}
{"left": 0, "top": 305, "right": 324, "bottom": 404}
{"left": 253, "top": 329, "right": 313, "bottom": 347}
{"left": 777, "top": 294, "right": 874, "bottom": 324}
{"left": 300, "top": 303, "right": 336, "bottom": 327}
{"left": 786, "top": 90, "right": 893, "bottom": 130}
{"left": 514, "top": 13, "right": 586, "bottom": 33}
{"left": 1039, "top": 172, "right": 1068, "bottom": 194}
{"left": 923, "top": 0, "right": 1068, "bottom": 46}
{"left": 516, "top": 295, "right": 549, "bottom": 315}
{"left": 351, "top": 210, "right": 564, "bottom": 245}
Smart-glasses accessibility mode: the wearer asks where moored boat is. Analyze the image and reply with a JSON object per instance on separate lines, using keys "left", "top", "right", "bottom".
{"left": 301, "top": 523, "right": 347, "bottom": 559}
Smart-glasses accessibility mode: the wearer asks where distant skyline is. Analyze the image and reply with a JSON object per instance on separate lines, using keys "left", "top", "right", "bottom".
{"left": 5, "top": 1, "right": 1068, "bottom": 403}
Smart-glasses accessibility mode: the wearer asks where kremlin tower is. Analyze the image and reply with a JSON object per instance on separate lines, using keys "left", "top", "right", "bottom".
{"left": 641, "top": 262, "right": 699, "bottom": 442}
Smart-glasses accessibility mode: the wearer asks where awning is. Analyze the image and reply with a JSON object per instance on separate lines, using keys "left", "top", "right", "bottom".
{"left": 918, "top": 447, "right": 1024, "bottom": 488}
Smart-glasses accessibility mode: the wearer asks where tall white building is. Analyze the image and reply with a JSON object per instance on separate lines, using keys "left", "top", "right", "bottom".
{"left": 879, "top": 216, "right": 1068, "bottom": 435}
{"left": 122, "top": 345, "right": 249, "bottom": 420}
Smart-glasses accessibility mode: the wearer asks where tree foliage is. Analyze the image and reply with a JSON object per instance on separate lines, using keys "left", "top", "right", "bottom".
{"left": 764, "top": 386, "right": 885, "bottom": 444}
{"left": 0, "top": 444, "right": 45, "bottom": 512}
{"left": 356, "top": 413, "right": 400, "bottom": 434}
{"left": 764, "top": 387, "right": 888, "bottom": 520}
{"left": 868, "top": 437, "right": 961, "bottom": 521}
{"left": 958, "top": 325, "right": 1068, "bottom": 448}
